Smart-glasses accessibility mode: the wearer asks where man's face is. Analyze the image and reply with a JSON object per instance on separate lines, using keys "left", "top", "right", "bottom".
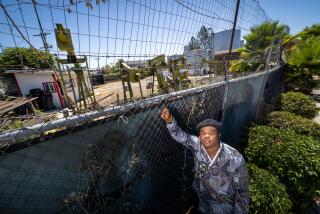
{"left": 161, "top": 108, "right": 170, "bottom": 119}
{"left": 199, "top": 126, "right": 219, "bottom": 149}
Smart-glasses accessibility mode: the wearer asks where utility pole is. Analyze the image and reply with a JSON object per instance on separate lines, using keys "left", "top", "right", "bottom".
{"left": 225, "top": 0, "right": 241, "bottom": 81}
{"left": 32, "top": 0, "right": 51, "bottom": 52}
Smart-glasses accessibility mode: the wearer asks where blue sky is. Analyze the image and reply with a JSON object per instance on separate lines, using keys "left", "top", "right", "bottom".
{"left": 0, "top": 0, "right": 282, "bottom": 68}
{"left": 259, "top": 0, "right": 320, "bottom": 34}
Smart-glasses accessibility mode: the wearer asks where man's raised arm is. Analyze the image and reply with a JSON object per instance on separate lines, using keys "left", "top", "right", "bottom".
{"left": 160, "top": 107, "right": 199, "bottom": 151}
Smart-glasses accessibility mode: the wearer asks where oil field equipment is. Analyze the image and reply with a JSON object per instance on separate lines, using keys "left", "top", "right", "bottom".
{"left": 147, "top": 54, "right": 170, "bottom": 94}
{"left": 54, "top": 23, "right": 96, "bottom": 111}
{"left": 115, "top": 59, "right": 144, "bottom": 102}
{"left": 148, "top": 55, "right": 191, "bottom": 94}
{"left": 168, "top": 56, "right": 191, "bottom": 91}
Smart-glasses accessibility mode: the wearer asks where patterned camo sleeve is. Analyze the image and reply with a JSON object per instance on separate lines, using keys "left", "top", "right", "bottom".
{"left": 233, "top": 158, "right": 250, "bottom": 214}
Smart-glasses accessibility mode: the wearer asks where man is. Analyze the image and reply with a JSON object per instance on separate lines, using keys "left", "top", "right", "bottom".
{"left": 160, "top": 107, "right": 249, "bottom": 214}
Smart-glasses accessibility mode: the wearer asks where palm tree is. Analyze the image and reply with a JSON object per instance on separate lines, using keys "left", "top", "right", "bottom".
{"left": 283, "top": 25, "right": 320, "bottom": 93}
{"left": 230, "top": 21, "right": 288, "bottom": 73}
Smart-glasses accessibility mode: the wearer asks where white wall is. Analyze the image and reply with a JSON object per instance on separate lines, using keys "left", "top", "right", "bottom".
{"left": 15, "top": 72, "right": 62, "bottom": 108}
{"left": 14, "top": 70, "right": 94, "bottom": 109}
{"left": 184, "top": 49, "right": 214, "bottom": 75}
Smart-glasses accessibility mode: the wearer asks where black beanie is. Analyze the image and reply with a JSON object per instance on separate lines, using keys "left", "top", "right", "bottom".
{"left": 196, "top": 119, "right": 222, "bottom": 134}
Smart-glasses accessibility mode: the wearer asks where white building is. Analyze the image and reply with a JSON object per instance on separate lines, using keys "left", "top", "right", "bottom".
{"left": 167, "top": 54, "right": 184, "bottom": 62}
{"left": 184, "top": 49, "right": 214, "bottom": 75}
{"left": 5, "top": 69, "right": 92, "bottom": 109}
{"left": 213, "top": 29, "right": 241, "bottom": 51}
{"left": 124, "top": 60, "right": 148, "bottom": 68}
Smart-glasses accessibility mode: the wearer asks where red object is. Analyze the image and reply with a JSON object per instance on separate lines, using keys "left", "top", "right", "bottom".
{"left": 52, "top": 74, "right": 65, "bottom": 108}
{"left": 12, "top": 73, "right": 22, "bottom": 96}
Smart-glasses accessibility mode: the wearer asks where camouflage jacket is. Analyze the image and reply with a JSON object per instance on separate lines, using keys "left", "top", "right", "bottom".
{"left": 166, "top": 119, "right": 249, "bottom": 214}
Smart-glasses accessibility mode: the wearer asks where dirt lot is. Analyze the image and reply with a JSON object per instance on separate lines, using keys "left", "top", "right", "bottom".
{"left": 93, "top": 75, "right": 223, "bottom": 107}
{"left": 94, "top": 76, "right": 156, "bottom": 107}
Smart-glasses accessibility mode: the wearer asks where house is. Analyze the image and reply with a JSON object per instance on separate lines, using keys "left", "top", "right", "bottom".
{"left": 167, "top": 54, "right": 184, "bottom": 62}
{"left": 5, "top": 68, "right": 92, "bottom": 109}
{"left": 124, "top": 59, "right": 148, "bottom": 68}
{"left": 214, "top": 49, "right": 241, "bottom": 61}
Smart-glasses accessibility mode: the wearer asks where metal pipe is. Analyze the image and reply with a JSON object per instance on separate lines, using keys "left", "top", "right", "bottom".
{"left": 254, "top": 27, "right": 278, "bottom": 118}
{"left": 225, "top": 0, "right": 241, "bottom": 81}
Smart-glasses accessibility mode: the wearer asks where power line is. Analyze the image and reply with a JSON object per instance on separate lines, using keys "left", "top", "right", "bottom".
{"left": 17, "top": 0, "right": 31, "bottom": 42}
{"left": 0, "top": 0, "right": 272, "bottom": 69}
{"left": 0, "top": 2, "right": 35, "bottom": 49}
{"left": 31, "top": 0, "right": 50, "bottom": 52}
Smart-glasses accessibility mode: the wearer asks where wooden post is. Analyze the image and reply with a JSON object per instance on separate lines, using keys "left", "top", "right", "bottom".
{"left": 151, "top": 68, "right": 155, "bottom": 95}
{"left": 121, "top": 79, "right": 127, "bottom": 102}
{"left": 117, "top": 94, "right": 120, "bottom": 105}
{"left": 53, "top": 67, "right": 73, "bottom": 110}
{"left": 85, "top": 56, "right": 97, "bottom": 107}
{"left": 67, "top": 68, "right": 79, "bottom": 112}
{"left": 138, "top": 78, "right": 143, "bottom": 98}
{"left": 127, "top": 79, "right": 134, "bottom": 99}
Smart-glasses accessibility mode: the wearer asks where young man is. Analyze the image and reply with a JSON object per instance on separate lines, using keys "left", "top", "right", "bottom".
{"left": 160, "top": 107, "right": 249, "bottom": 214}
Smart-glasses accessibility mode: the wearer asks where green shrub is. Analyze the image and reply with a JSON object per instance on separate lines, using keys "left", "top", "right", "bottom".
{"left": 281, "top": 91, "right": 318, "bottom": 119}
{"left": 246, "top": 125, "right": 320, "bottom": 211}
{"left": 0, "top": 47, "right": 56, "bottom": 71}
{"left": 248, "top": 164, "right": 292, "bottom": 213}
{"left": 267, "top": 111, "right": 320, "bottom": 139}
{"left": 104, "top": 72, "right": 121, "bottom": 81}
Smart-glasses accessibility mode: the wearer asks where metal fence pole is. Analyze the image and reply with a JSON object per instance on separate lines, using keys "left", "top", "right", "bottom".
{"left": 221, "top": 0, "right": 241, "bottom": 123}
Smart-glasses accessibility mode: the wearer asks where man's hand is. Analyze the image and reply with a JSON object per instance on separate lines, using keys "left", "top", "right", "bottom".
{"left": 160, "top": 107, "right": 173, "bottom": 124}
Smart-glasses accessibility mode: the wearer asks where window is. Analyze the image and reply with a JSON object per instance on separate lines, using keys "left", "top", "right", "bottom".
{"left": 43, "top": 82, "right": 56, "bottom": 93}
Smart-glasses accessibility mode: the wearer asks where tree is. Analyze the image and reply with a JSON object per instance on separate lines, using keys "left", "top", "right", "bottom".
{"left": 229, "top": 60, "right": 251, "bottom": 73}
{"left": 197, "top": 26, "right": 212, "bottom": 49}
{"left": 0, "top": 47, "right": 56, "bottom": 72}
{"left": 188, "top": 36, "right": 201, "bottom": 50}
{"left": 287, "top": 37, "right": 320, "bottom": 71}
{"left": 282, "top": 24, "right": 320, "bottom": 93}
{"left": 299, "top": 24, "right": 320, "bottom": 40}
{"left": 230, "top": 21, "right": 288, "bottom": 73}
{"left": 100, "top": 64, "right": 112, "bottom": 74}
{"left": 187, "top": 26, "right": 212, "bottom": 50}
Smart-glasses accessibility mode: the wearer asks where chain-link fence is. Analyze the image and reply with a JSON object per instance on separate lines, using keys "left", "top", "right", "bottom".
{"left": 0, "top": 0, "right": 285, "bottom": 213}
{"left": 0, "top": 0, "right": 270, "bottom": 64}
{"left": 0, "top": 66, "right": 283, "bottom": 213}
{"left": 0, "top": 0, "right": 276, "bottom": 109}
